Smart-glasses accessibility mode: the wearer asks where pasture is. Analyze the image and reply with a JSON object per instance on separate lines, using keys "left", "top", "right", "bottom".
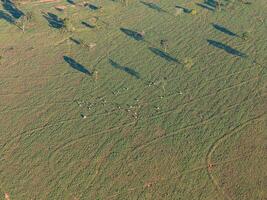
{"left": 0, "top": 0, "right": 266, "bottom": 199}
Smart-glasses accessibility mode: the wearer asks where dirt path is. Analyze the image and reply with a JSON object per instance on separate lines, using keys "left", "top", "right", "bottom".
{"left": 205, "top": 113, "right": 266, "bottom": 200}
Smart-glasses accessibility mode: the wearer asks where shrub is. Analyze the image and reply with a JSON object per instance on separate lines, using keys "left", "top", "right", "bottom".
{"left": 241, "top": 32, "right": 249, "bottom": 40}
{"left": 137, "top": 30, "right": 145, "bottom": 39}
{"left": 183, "top": 57, "right": 194, "bottom": 69}
{"left": 160, "top": 39, "right": 169, "bottom": 52}
{"left": 175, "top": 8, "right": 183, "bottom": 16}
{"left": 25, "top": 12, "right": 33, "bottom": 21}
{"left": 62, "top": 18, "right": 75, "bottom": 32}
{"left": 90, "top": 17, "right": 98, "bottom": 28}
{"left": 190, "top": 9, "right": 197, "bottom": 15}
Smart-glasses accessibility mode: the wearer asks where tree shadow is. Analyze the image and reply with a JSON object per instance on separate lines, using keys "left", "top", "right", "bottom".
{"left": 207, "top": 40, "right": 246, "bottom": 57}
{"left": 149, "top": 47, "right": 179, "bottom": 63}
{"left": 88, "top": 4, "right": 100, "bottom": 10}
{"left": 64, "top": 56, "right": 91, "bottom": 75}
{"left": 196, "top": 3, "right": 215, "bottom": 11}
{"left": 0, "top": 10, "right": 14, "bottom": 24}
{"left": 1, "top": 0, "right": 24, "bottom": 19}
{"left": 120, "top": 28, "right": 144, "bottom": 41}
{"left": 140, "top": 1, "right": 167, "bottom": 12}
{"left": 175, "top": 5, "right": 191, "bottom": 13}
{"left": 69, "top": 37, "right": 80, "bottom": 45}
{"left": 197, "top": 0, "right": 220, "bottom": 11}
{"left": 81, "top": 21, "right": 95, "bottom": 28}
{"left": 43, "top": 12, "right": 64, "bottom": 29}
{"left": 212, "top": 23, "right": 238, "bottom": 37}
{"left": 67, "top": 0, "right": 75, "bottom": 5}
{"left": 205, "top": 0, "right": 218, "bottom": 9}
{"left": 55, "top": 7, "right": 66, "bottom": 12}
{"left": 109, "top": 59, "right": 140, "bottom": 79}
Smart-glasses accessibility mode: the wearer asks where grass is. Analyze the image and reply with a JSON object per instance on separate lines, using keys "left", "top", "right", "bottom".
{"left": 0, "top": 0, "right": 266, "bottom": 199}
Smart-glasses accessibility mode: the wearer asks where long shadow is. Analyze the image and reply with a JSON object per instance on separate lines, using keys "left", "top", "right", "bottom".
{"left": 1, "top": 0, "right": 24, "bottom": 19}
{"left": 120, "top": 28, "right": 144, "bottom": 41}
{"left": 69, "top": 37, "right": 81, "bottom": 45}
{"left": 175, "top": 5, "right": 191, "bottom": 13}
{"left": 196, "top": 3, "right": 215, "bottom": 11}
{"left": 81, "top": 21, "right": 95, "bottom": 28}
{"left": 205, "top": 0, "right": 218, "bottom": 9}
{"left": 140, "top": 1, "right": 167, "bottom": 12}
{"left": 88, "top": 4, "right": 100, "bottom": 10}
{"left": 0, "top": 10, "right": 14, "bottom": 24}
{"left": 109, "top": 59, "right": 140, "bottom": 79}
{"left": 149, "top": 47, "right": 179, "bottom": 63}
{"left": 212, "top": 23, "right": 238, "bottom": 37}
{"left": 197, "top": 0, "right": 220, "bottom": 11}
{"left": 67, "top": 0, "right": 75, "bottom": 5}
{"left": 64, "top": 56, "right": 91, "bottom": 75}
{"left": 43, "top": 12, "right": 64, "bottom": 29}
{"left": 207, "top": 40, "right": 246, "bottom": 57}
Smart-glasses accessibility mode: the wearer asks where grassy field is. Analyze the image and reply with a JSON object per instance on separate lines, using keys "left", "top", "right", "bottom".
{"left": 0, "top": 0, "right": 266, "bottom": 199}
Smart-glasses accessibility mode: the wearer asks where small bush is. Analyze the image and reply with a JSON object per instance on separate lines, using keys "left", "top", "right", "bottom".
{"left": 160, "top": 39, "right": 169, "bottom": 52}
{"left": 90, "top": 17, "right": 99, "bottom": 28}
{"left": 62, "top": 18, "right": 75, "bottom": 32}
{"left": 183, "top": 58, "right": 194, "bottom": 69}
{"left": 175, "top": 8, "right": 183, "bottom": 16}
{"left": 241, "top": 31, "right": 250, "bottom": 41}
{"left": 190, "top": 9, "right": 197, "bottom": 15}
{"left": 25, "top": 12, "right": 33, "bottom": 21}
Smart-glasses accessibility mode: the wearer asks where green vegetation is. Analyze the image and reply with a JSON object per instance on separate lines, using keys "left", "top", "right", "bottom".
{"left": 0, "top": 0, "right": 266, "bottom": 199}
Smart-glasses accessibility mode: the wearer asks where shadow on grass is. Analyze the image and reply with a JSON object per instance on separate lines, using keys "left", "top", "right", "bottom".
{"left": 69, "top": 37, "right": 80, "bottom": 45}
{"left": 149, "top": 47, "right": 179, "bottom": 63}
{"left": 120, "top": 28, "right": 144, "bottom": 41}
{"left": 43, "top": 12, "right": 64, "bottom": 29}
{"left": 207, "top": 39, "right": 247, "bottom": 57}
{"left": 109, "top": 59, "right": 140, "bottom": 79}
{"left": 204, "top": 0, "right": 218, "bottom": 9}
{"left": 196, "top": 2, "right": 215, "bottom": 11}
{"left": 81, "top": 21, "right": 95, "bottom": 28}
{"left": 1, "top": 0, "right": 24, "bottom": 19}
{"left": 88, "top": 4, "right": 100, "bottom": 10}
{"left": 212, "top": 23, "right": 238, "bottom": 37}
{"left": 67, "top": 0, "right": 75, "bottom": 5}
{"left": 0, "top": 10, "right": 14, "bottom": 24}
{"left": 196, "top": 0, "right": 221, "bottom": 11}
{"left": 140, "top": 1, "right": 167, "bottom": 12}
{"left": 175, "top": 5, "right": 191, "bottom": 13}
{"left": 64, "top": 56, "right": 91, "bottom": 75}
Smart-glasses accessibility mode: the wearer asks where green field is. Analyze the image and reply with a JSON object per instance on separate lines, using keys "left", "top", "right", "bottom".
{"left": 0, "top": 0, "right": 266, "bottom": 199}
